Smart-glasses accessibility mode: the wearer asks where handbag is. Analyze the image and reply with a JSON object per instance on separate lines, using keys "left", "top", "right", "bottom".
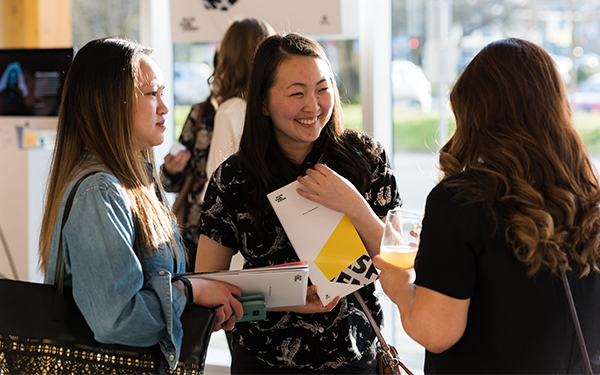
{"left": 172, "top": 103, "right": 205, "bottom": 226}
{"left": 560, "top": 267, "right": 594, "bottom": 375}
{"left": 353, "top": 291, "right": 414, "bottom": 375}
{"left": 0, "top": 172, "right": 218, "bottom": 375}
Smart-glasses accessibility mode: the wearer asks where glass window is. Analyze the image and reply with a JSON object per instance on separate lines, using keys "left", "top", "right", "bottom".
{"left": 72, "top": 0, "right": 140, "bottom": 49}
{"left": 172, "top": 42, "right": 217, "bottom": 137}
{"left": 389, "top": 1, "right": 600, "bottom": 372}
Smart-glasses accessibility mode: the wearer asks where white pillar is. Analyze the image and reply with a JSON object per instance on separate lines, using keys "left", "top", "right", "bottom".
{"left": 437, "top": 0, "right": 451, "bottom": 147}
{"left": 358, "top": 0, "right": 396, "bottom": 344}
{"left": 359, "top": 0, "right": 393, "bottom": 158}
{"left": 139, "top": 0, "right": 175, "bottom": 161}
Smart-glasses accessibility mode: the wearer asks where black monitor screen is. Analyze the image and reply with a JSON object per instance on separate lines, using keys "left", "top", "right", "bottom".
{"left": 0, "top": 48, "right": 73, "bottom": 116}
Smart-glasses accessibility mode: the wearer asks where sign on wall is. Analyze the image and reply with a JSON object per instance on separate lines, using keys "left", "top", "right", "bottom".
{"left": 170, "top": 0, "right": 341, "bottom": 43}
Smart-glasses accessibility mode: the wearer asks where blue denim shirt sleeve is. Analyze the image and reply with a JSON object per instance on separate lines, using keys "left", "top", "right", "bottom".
{"left": 44, "top": 172, "right": 187, "bottom": 369}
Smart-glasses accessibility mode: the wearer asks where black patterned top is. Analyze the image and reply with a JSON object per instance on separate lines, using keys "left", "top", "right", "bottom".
{"left": 199, "top": 131, "right": 401, "bottom": 371}
{"left": 161, "top": 101, "right": 215, "bottom": 255}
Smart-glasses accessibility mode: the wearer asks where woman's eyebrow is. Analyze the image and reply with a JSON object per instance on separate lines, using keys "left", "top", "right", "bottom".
{"left": 286, "top": 78, "right": 327, "bottom": 90}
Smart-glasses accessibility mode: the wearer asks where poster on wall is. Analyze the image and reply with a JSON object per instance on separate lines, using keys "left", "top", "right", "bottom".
{"left": 170, "top": 0, "right": 341, "bottom": 43}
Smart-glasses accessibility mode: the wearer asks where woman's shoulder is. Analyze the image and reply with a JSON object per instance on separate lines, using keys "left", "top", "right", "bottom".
{"left": 212, "top": 154, "right": 244, "bottom": 181}
{"left": 341, "top": 129, "right": 384, "bottom": 154}
{"left": 191, "top": 100, "right": 216, "bottom": 115}
{"left": 430, "top": 172, "right": 465, "bottom": 195}
{"left": 205, "top": 154, "right": 249, "bottom": 200}
{"left": 428, "top": 170, "right": 484, "bottom": 211}
{"left": 217, "top": 97, "right": 246, "bottom": 112}
{"left": 69, "top": 171, "right": 128, "bottom": 205}
{"left": 74, "top": 170, "right": 121, "bottom": 188}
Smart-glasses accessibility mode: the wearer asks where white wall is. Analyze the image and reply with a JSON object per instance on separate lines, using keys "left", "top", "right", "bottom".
{"left": 0, "top": 116, "right": 56, "bottom": 282}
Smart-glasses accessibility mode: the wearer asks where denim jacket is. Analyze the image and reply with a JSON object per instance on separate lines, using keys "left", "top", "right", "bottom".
{"left": 44, "top": 170, "right": 187, "bottom": 370}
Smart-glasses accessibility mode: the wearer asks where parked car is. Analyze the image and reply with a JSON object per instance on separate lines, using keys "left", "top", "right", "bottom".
{"left": 391, "top": 60, "right": 432, "bottom": 112}
{"left": 571, "top": 72, "right": 600, "bottom": 111}
{"left": 173, "top": 62, "right": 212, "bottom": 106}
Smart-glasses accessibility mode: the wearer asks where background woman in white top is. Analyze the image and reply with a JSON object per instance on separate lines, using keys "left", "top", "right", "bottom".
{"left": 161, "top": 18, "right": 274, "bottom": 269}
{"left": 206, "top": 18, "right": 275, "bottom": 178}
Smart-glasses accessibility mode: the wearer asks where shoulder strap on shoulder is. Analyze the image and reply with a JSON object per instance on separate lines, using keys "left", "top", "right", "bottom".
{"left": 54, "top": 172, "right": 101, "bottom": 291}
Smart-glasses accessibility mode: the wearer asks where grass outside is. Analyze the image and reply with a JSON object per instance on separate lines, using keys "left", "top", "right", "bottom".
{"left": 573, "top": 112, "right": 600, "bottom": 154}
{"left": 173, "top": 104, "right": 600, "bottom": 155}
{"left": 344, "top": 103, "right": 455, "bottom": 152}
{"left": 344, "top": 104, "right": 600, "bottom": 155}
{"left": 173, "top": 105, "right": 192, "bottom": 138}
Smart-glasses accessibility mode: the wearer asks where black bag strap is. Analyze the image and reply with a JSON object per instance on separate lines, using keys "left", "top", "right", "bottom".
{"left": 560, "top": 267, "right": 593, "bottom": 375}
{"left": 52, "top": 172, "right": 100, "bottom": 320}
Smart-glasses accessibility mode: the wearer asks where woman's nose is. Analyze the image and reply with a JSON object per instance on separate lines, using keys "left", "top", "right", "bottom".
{"left": 303, "top": 93, "right": 320, "bottom": 113}
{"left": 158, "top": 96, "right": 169, "bottom": 115}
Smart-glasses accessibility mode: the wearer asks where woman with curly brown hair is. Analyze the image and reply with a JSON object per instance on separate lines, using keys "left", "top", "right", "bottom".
{"left": 374, "top": 38, "right": 600, "bottom": 373}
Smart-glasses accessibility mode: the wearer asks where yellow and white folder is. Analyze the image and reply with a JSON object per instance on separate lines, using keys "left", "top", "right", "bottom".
{"left": 267, "top": 180, "right": 379, "bottom": 305}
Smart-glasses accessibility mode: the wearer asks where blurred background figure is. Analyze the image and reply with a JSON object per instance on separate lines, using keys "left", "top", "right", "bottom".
{"left": 206, "top": 18, "right": 275, "bottom": 180}
{"left": 161, "top": 18, "right": 274, "bottom": 270}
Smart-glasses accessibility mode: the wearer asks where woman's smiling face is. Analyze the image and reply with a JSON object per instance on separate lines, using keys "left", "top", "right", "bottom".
{"left": 263, "top": 55, "right": 334, "bottom": 161}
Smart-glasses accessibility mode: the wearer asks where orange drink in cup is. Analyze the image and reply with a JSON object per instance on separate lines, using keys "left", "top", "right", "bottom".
{"left": 380, "top": 209, "right": 422, "bottom": 269}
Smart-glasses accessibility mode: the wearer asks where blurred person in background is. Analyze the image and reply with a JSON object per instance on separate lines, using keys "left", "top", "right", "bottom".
{"left": 161, "top": 18, "right": 274, "bottom": 270}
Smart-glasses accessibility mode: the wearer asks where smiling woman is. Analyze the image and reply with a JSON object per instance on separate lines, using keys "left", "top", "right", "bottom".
{"left": 263, "top": 55, "right": 334, "bottom": 164}
{"left": 196, "top": 33, "right": 402, "bottom": 374}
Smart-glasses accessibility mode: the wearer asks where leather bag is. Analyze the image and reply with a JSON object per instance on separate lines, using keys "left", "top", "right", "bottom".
{"left": 353, "top": 291, "right": 414, "bottom": 375}
{"left": 0, "top": 173, "right": 218, "bottom": 375}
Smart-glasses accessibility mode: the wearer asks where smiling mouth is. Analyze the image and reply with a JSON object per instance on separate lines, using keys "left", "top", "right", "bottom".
{"left": 296, "top": 116, "right": 318, "bottom": 125}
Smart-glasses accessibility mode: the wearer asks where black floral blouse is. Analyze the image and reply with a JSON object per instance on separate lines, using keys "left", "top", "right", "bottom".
{"left": 161, "top": 101, "right": 215, "bottom": 254}
{"left": 199, "top": 132, "right": 401, "bottom": 371}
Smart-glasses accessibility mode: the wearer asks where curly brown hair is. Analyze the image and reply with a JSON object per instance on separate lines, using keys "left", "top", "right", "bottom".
{"left": 441, "top": 37, "right": 600, "bottom": 277}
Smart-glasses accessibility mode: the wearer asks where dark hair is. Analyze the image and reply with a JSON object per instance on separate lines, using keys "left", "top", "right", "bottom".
{"left": 442, "top": 37, "right": 600, "bottom": 276}
{"left": 239, "top": 33, "right": 377, "bottom": 222}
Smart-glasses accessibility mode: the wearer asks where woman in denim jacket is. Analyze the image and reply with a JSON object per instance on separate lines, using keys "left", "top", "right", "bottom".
{"left": 37, "top": 37, "right": 242, "bottom": 371}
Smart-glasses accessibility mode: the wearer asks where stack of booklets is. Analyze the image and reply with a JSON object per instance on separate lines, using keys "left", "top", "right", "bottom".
{"left": 267, "top": 180, "right": 379, "bottom": 305}
{"left": 183, "top": 262, "right": 308, "bottom": 308}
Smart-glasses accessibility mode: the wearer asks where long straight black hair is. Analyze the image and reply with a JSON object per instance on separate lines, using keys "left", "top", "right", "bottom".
{"left": 238, "top": 33, "right": 379, "bottom": 223}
